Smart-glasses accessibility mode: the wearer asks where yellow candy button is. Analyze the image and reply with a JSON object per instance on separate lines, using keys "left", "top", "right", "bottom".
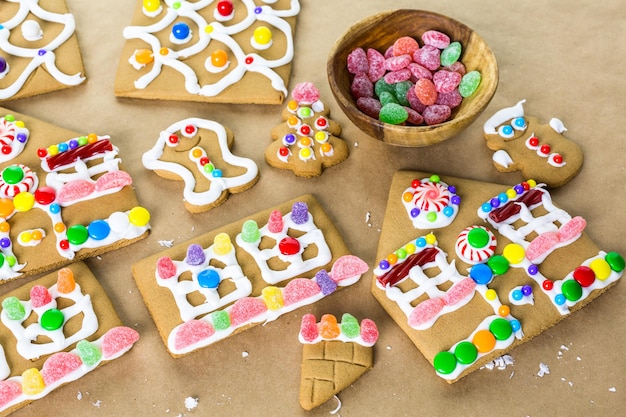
{"left": 589, "top": 258, "right": 612, "bottom": 281}
{"left": 13, "top": 192, "right": 35, "bottom": 212}
{"left": 129, "top": 206, "right": 150, "bottom": 227}
{"left": 503, "top": 243, "right": 525, "bottom": 264}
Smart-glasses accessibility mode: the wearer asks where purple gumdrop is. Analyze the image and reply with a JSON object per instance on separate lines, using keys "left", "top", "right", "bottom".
{"left": 185, "top": 243, "right": 206, "bottom": 266}
{"left": 315, "top": 270, "right": 337, "bottom": 296}
{"left": 291, "top": 202, "right": 309, "bottom": 225}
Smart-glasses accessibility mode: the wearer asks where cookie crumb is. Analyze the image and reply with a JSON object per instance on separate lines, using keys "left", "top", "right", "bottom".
{"left": 159, "top": 239, "right": 174, "bottom": 247}
{"left": 537, "top": 362, "right": 550, "bottom": 377}
{"left": 242, "top": 351, "right": 249, "bottom": 358}
{"left": 184, "top": 396, "right": 199, "bottom": 411}
{"left": 609, "top": 387, "right": 616, "bottom": 392}
{"left": 77, "top": 391, "right": 82, "bottom": 400}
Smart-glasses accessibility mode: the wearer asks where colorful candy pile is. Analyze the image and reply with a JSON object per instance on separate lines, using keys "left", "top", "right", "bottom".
{"left": 299, "top": 313, "right": 379, "bottom": 347}
{"left": 347, "top": 30, "right": 481, "bottom": 125}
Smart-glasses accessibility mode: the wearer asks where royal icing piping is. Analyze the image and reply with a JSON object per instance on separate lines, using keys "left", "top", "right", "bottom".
{"left": 402, "top": 175, "right": 460, "bottom": 229}
{"left": 142, "top": 118, "right": 258, "bottom": 208}
{"left": 0, "top": 116, "right": 29, "bottom": 163}
{"left": 0, "top": 0, "right": 85, "bottom": 99}
{"left": 123, "top": 0, "right": 300, "bottom": 98}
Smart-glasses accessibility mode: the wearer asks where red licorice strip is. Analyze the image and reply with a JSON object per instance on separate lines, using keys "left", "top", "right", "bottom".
{"left": 45, "top": 139, "right": 114, "bottom": 171}
{"left": 377, "top": 247, "right": 439, "bottom": 287}
{"left": 488, "top": 188, "right": 543, "bottom": 223}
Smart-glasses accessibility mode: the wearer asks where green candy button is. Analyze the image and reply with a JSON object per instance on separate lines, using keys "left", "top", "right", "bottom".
{"left": 561, "top": 279, "right": 583, "bottom": 302}
{"left": 487, "top": 255, "right": 510, "bottom": 275}
{"left": 41, "top": 308, "right": 64, "bottom": 331}
{"left": 468, "top": 227, "right": 490, "bottom": 249}
{"left": 489, "top": 318, "right": 513, "bottom": 341}
{"left": 67, "top": 224, "right": 89, "bottom": 245}
{"left": 433, "top": 351, "right": 457, "bottom": 375}
{"left": 454, "top": 341, "right": 478, "bottom": 365}
{"left": 606, "top": 252, "right": 625, "bottom": 272}
{"left": 2, "top": 165, "right": 24, "bottom": 185}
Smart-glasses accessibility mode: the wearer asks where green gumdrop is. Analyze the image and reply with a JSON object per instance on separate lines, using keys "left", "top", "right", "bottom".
{"left": 440, "top": 41, "right": 462, "bottom": 67}
{"left": 379, "top": 103, "right": 408, "bottom": 125}
{"left": 76, "top": 339, "right": 102, "bottom": 367}
{"left": 394, "top": 81, "right": 413, "bottom": 106}
{"left": 340, "top": 313, "right": 360, "bottom": 338}
{"left": 374, "top": 78, "right": 395, "bottom": 97}
{"left": 459, "top": 70, "right": 481, "bottom": 97}
{"left": 378, "top": 91, "right": 398, "bottom": 106}
{"left": 2, "top": 296, "right": 25, "bottom": 321}
{"left": 211, "top": 310, "right": 231, "bottom": 331}
{"left": 241, "top": 219, "right": 260, "bottom": 243}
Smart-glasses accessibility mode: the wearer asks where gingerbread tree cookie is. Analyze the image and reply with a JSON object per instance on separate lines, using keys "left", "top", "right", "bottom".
{"left": 265, "top": 82, "right": 349, "bottom": 177}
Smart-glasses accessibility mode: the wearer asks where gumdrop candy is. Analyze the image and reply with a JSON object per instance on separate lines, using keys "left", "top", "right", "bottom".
{"left": 22, "top": 368, "right": 45, "bottom": 396}
{"left": 76, "top": 339, "right": 103, "bottom": 367}
{"left": 185, "top": 243, "right": 206, "bottom": 266}
{"left": 525, "top": 232, "right": 559, "bottom": 262}
{"left": 101, "top": 326, "right": 140, "bottom": 358}
{"left": 409, "top": 297, "right": 444, "bottom": 328}
{"left": 360, "top": 318, "right": 379, "bottom": 345}
{"left": 41, "top": 352, "right": 83, "bottom": 385}
{"left": 347, "top": 47, "right": 368, "bottom": 75}
{"left": 446, "top": 61, "right": 466, "bottom": 75}
{"left": 267, "top": 209, "right": 284, "bottom": 233}
{"left": 318, "top": 314, "right": 340, "bottom": 339}
{"left": 292, "top": 82, "right": 320, "bottom": 105}
{"left": 57, "top": 179, "right": 95, "bottom": 204}
{"left": 379, "top": 103, "right": 408, "bottom": 125}
{"left": 157, "top": 256, "right": 177, "bottom": 279}
{"left": 383, "top": 68, "right": 411, "bottom": 84}
{"left": 300, "top": 313, "right": 318, "bottom": 342}
{"left": 261, "top": 286, "right": 284, "bottom": 310}
{"left": 210, "top": 310, "right": 231, "bottom": 331}
{"left": 229, "top": 297, "right": 268, "bottom": 326}
{"left": 94, "top": 171, "right": 132, "bottom": 192}
{"left": 385, "top": 54, "right": 412, "bottom": 72}
{"left": 413, "top": 45, "right": 440, "bottom": 71}
{"left": 378, "top": 91, "right": 398, "bottom": 106}
{"left": 240, "top": 219, "right": 261, "bottom": 243}
{"left": 0, "top": 380, "right": 22, "bottom": 407}
{"left": 283, "top": 278, "right": 321, "bottom": 305}
{"left": 367, "top": 48, "right": 386, "bottom": 82}
{"left": 394, "top": 81, "right": 414, "bottom": 106}
{"left": 407, "top": 62, "right": 433, "bottom": 80}
{"left": 1, "top": 296, "right": 25, "bottom": 321}
{"left": 356, "top": 97, "right": 382, "bottom": 119}
{"left": 404, "top": 107, "right": 425, "bottom": 125}
{"left": 393, "top": 36, "right": 420, "bottom": 56}
{"left": 423, "top": 104, "right": 451, "bottom": 125}
{"left": 414, "top": 78, "right": 438, "bottom": 106}
{"left": 443, "top": 277, "right": 476, "bottom": 306}
{"left": 440, "top": 41, "right": 462, "bottom": 67}
{"left": 315, "top": 269, "right": 337, "bottom": 296}
{"left": 174, "top": 320, "right": 215, "bottom": 350}
{"left": 433, "top": 70, "right": 462, "bottom": 93}
{"left": 436, "top": 89, "right": 463, "bottom": 108}
{"left": 558, "top": 216, "right": 586, "bottom": 242}
{"left": 291, "top": 201, "right": 309, "bottom": 225}
{"left": 340, "top": 313, "right": 360, "bottom": 339}
{"left": 458, "top": 70, "right": 481, "bottom": 97}
{"left": 56, "top": 267, "right": 76, "bottom": 294}
{"left": 213, "top": 232, "right": 232, "bottom": 256}
{"left": 406, "top": 87, "right": 427, "bottom": 113}
{"left": 30, "top": 285, "right": 53, "bottom": 308}
{"left": 422, "top": 30, "right": 450, "bottom": 49}
{"left": 330, "top": 255, "right": 368, "bottom": 282}
{"left": 350, "top": 73, "right": 374, "bottom": 99}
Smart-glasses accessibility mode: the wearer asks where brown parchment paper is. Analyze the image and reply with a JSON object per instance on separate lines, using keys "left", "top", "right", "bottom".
{"left": 1, "top": 0, "right": 624, "bottom": 416}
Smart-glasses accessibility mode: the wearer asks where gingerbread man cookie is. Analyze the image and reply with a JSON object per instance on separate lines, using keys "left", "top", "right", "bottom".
{"left": 142, "top": 118, "right": 259, "bottom": 213}
{"left": 483, "top": 100, "right": 583, "bottom": 188}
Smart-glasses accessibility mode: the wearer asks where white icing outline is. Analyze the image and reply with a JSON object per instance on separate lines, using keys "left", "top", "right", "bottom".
{"left": 402, "top": 178, "right": 460, "bottom": 229}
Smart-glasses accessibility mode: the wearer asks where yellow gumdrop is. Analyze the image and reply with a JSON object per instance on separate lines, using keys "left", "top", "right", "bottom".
{"left": 425, "top": 233, "right": 436, "bottom": 245}
{"left": 213, "top": 232, "right": 232, "bottom": 256}
{"left": 135, "top": 49, "right": 154, "bottom": 65}
{"left": 13, "top": 192, "right": 35, "bottom": 212}
{"left": 143, "top": 0, "right": 161, "bottom": 12}
{"left": 22, "top": 368, "right": 45, "bottom": 395}
{"left": 129, "top": 206, "right": 150, "bottom": 227}
{"left": 261, "top": 286, "right": 284, "bottom": 310}
{"left": 590, "top": 258, "right": 612, "bottom": 281}
{"left": 503, "top": 243, "right": 525, "bottom": 264}
{"left": 253, "top": 26, "right": 272, "bottom": 45}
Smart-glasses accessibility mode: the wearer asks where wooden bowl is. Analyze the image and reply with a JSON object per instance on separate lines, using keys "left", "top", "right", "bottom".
{"left": 327, "top": 9, "right": 498, "bottom": 147}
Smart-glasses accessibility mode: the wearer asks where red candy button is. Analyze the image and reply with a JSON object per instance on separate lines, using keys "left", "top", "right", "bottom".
{"left": 278, "top": 237, "right": 300, "bottom": 255}
{"left": 573, "top": 265, "right": 595, "bottom": 287}
{"left": 34, "top": 186, "right": 56, "bottom": 205}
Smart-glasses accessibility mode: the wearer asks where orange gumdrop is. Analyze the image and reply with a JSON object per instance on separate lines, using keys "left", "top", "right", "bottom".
{"left": 318, "top": 314, "right": 340, "bottom": 339}
{"left": 472, "top": 329, "right": 496, "bottom": 353}
{"left": 57, "top": 268, "right": 76, "bottom": 293}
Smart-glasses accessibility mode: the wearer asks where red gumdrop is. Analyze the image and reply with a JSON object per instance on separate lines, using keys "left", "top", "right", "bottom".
{"left": 350, "top": 72, "right": 374, "bottom": 99}
{"left": 347, "top": 47, "right": 369, "bottom": 75}
{"left": 407, "top": 62, "right": 433, "bottom": 81}
{"left": 385, "top": 54, "right": 412, "bottom": 71}
{"left": 300, "top": 313, "right": 319, "bottom": 342}
{"left": 156, "top": 256, "right": 177, "bottom": 279}
{"left": 422, "top": 30, "right": 451, "bottom": 49}
{"left": 30, "top": 285, "right": 53, "bottom": 308}
{"left": 413, "top": 45, "right": 441, "bottom": 71}
{"left": 229, "top": 297, "right": 268, "bottom": 326}
{"left": 367, "top": 48, "right": 386, "bottom": 82}
{"left": 41, "top": 352, "right": 83, "bottom": 385}
{"left": 360, "top": 318, "right": 379, "bottom": 345}
{"left": 94, "top": 171, "right": 132, "bottom": 192}
{"left": 446, "top": 61, "right": 466, "bottom": 75}
{"left": 0, "top": 380, "right": 22, "bottom": 407}
{"left": 330, "top": 255, "right": 369, "bottom": 282}
{"left": 409, "top": 298, "right": 444, "bottom": 328}
{"left": 433, "top": 70, "right": 462, "bottom": 93}
{"left": 436, "top": 89, "right": 463, "bottom": 108}
{"left": 174, "top": 320, "right": 215, "bottom": 350}
{"left": 443, "top": 277, "right": 476, "bottom": 306}
{"left": 357, "top": 97, "right": 382, "bottom": 119}
{"left": 423, "top": 105, "right": 452, "bottom": 125}
{"left": 101, "top": 326, "right": 140, "bottom": 358}
{"left": 404, "top": 106, "right": 425, "bottom": 125}
{"left": 57, "top": 179, "right": 96, "bottom": 203}
{"left": 383, "top": 68, "right": 411, "bottom": 84}
{"left": 282, "top": 278, "right": 321, "bottom": 305}
{"left": 414, "top": 78, "right": 438, "bottom": 106}
{"left": 406, "top": 87, "right": 427, "bottom": 113}
{"left": 393, "top": 36, "right": 420, "bottom": 56}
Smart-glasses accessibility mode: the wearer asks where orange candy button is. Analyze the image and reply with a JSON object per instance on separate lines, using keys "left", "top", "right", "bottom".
{"left": 472, "top": 329, "right": 496, "bottom": 353}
